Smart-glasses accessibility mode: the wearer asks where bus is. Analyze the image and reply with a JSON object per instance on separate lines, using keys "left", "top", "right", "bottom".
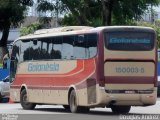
{"left": 10, "top": 26, "right": 157, "bottom": 114}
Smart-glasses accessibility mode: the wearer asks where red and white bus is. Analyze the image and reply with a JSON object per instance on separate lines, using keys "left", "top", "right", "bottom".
{"left": 10, "top": 26, "right": 157, "bottom": 113}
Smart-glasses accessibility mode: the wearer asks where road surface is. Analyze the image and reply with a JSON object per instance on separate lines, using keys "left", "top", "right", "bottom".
{"left": 0, "top": 99, "right": 160, "bottom": 120}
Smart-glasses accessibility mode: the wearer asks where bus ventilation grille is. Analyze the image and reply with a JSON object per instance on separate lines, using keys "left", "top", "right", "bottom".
{"left": 87, "top": 78, "right": 96, "bottom": 104}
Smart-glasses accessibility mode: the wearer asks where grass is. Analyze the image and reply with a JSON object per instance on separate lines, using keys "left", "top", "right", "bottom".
{"left": 0, "top": 63, "right": 2, "bottom": 68}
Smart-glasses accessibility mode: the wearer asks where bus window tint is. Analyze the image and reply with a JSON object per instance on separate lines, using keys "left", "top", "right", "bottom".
{"left": 12, "top": 40, "right": 21, "bottom": 62}
{"left": 20, "top": 40, "right": 31, "bottom": 61}
{"left": 40, "top": 38, "right": 52, "bottom": 60}
{"left": 48, "top": 38, "right": 53, "bottom": 59}
{"left": 74, "top": 35, "right": 87, "bottom": 59}
{"left": 87, "top": 34, "right": 97, "bottom": 58}
{"left": 30, "top": 39, "right": 41, "bottom": 60}
{"left": 51, "top": 37, "right": 62, "bottom": 59}
{"left": 62, "top": 36, "right": 74, "bottom": 59}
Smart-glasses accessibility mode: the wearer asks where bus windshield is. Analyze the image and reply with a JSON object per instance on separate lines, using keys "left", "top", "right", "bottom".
{"left": 105, "top": 31, "right": 155, "bottom": 51}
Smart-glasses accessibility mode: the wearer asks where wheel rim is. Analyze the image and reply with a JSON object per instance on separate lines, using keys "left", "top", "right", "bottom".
{"left": 23, "top": 94, "right": 29, "bottom": 105}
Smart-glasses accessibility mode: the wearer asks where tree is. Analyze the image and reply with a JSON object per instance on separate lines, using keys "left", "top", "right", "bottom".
{"left": 62, "top": 0, "right": 160, "bottom": 26}
{"left": 37, "top": 0, "right": 102, "bottom": 26}
{"left": 61, "top": 0, "right": 102, "bottom": 26}
{"left": 37, "top": 0, "right": 160, "bottom": 26}
{"left": 111, "top": 0, "right": 160, "bottom": 25}
{"left": 37, "top": 0, "right": 66, "bottom": 27}
{"left": 0, "top": 0, "right": 33, "bottom": 63}
{"left": 20, "top": 23, "right": 42, "bottom": 36}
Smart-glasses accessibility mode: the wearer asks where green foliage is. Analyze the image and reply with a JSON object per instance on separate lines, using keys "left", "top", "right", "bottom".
{"left": 37, "top": 0, "right": 66, "bottom": 16}
{"left": 0, "top": 0, "right": 33, "bottom": 47}
{"left": 20, "top": 23, "right": 42, "bottom": 36}
{"left": 61, "top": 0, "right": 102, "bottom": 25}
{"left": 60, "top": 0, "right": 160, "bottom": 26}
{"left": 136, "top": 21, "right": 160, "bottom": 47}
{"left": 0, "top": 0, "right": 33, "bottom": 62}
{"left": 0, "top": 63, "right": 2, "bottom": 68}
{"left": 61, "top": 14, "right": 79, "bottom": 26}
{"left": 61, "top": 14, "right": 103, "bottom": 27}
{"left": 37, "top": 0, "right": 54, "bottom": 12}
{"left": 88, "top": 18, "right": 103, "bottom": 27}
{"left": 0, "top": 0, "right": 33, "bottom": 28}
{"left": 111, "top": 0, "right": 160, "bottom": 25}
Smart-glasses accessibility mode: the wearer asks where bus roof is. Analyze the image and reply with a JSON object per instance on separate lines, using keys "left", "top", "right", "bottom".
{"left": 18, "top": 26, "right": 94, "bottom": 40}
{"left": 16, "top": 26, "right": 155, "bottom": 41}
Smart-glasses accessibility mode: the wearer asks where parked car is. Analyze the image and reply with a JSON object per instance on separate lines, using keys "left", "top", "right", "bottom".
{"left": 158, "top": 76, "right": 160, "bottom": 96}
{"left": 157, "top": 49, "right": 160, "bottom": 96}
{"left": 0, "top": 76, "right": 10, "bottom": 102}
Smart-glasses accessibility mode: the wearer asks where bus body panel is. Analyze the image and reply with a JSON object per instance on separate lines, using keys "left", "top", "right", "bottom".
{"left": 10, "top": 26, "right": 157, "bottom": 109}
{"left": 10, "top": 58, "right": 97, "bottom": 105}
{"left": 102, "top": 28, "right": 157, "bottom": 106}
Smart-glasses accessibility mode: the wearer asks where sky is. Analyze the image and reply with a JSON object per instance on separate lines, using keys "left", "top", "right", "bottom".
{"left": 154, "top": 6, "right": 160, "bottom": 11}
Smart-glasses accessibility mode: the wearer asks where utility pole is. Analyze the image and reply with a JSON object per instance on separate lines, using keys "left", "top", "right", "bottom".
{"left": 55, "top": 0, "right": 58, "bottom": 27}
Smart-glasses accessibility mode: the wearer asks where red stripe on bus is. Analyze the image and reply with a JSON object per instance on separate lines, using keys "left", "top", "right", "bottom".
{"left": 11, "top": 59, "right": 96, "bottom": 88}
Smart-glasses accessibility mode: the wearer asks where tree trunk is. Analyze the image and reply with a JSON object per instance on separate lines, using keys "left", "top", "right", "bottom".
{"left": 101, "top": 0, "right": 114, "bottom": 26}
{"left": 0, "top": 26, "right": 10, "bottom": 47}
{"left": 0, "top": 22, "right": 10, "bottom": 63}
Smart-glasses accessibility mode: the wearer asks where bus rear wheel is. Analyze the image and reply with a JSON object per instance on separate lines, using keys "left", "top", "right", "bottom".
{"left": 69, "top": 90, "right": 89, "bottom": 113}
{"left": 69, "top": 90, "right": 80, "bottom": 113}
{"left": 20, "top": 89, "right": 36, "bottom": 110}
{"left": 111, "top": 105, "right": 131, "bottom": 114}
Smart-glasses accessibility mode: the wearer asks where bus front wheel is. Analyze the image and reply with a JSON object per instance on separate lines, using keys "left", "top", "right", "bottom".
{"left": 0, "top": 93, "right": 2, "bottom": 103}
{"left": 111, "top": 105, "right": 131, "bottom": 114}
{"left": 20, "top": 89, "right": 36, "bottom": 110}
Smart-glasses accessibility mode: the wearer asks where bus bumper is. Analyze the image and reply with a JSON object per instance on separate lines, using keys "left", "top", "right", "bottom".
{"left": 96, "top": 87, "right": 157, "bottom": 107}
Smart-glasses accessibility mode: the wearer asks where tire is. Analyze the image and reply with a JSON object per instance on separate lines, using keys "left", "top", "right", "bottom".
{"left": 20, "top": 89, "right": 36, "bottom": 110}
{"left": 69, "top": 90, "right": 89, "bottom": 113}
{"left": 111, "top": 105, "right": 131, "bottom": 114}
{"left": 69, "top": 90, "right": 79, "bottom": 113}
{"left": 0, "top": 93, "right": 2, "bottom": 103}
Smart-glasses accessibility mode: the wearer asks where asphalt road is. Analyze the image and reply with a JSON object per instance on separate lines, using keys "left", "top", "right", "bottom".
{"left": 0, "top": 99, "right": 160, "bottom": 120}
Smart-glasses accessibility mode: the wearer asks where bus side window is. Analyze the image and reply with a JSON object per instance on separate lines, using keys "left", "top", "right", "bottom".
{"left": 30, "top": 39, "right": 41, "bottom": 60}
{"left": 86, "top": 34, "right": 97, "bottom": 58}
{"left": 51, "top": 37, "right": 62, "bottom": 59}
{"left": 40, "top": 38, "right": 52, "bottom": 60}
{"left": 74, "top": 35, "right": 87, "bottom": 59}
{"left": 20, "top": 40, "right": 31, "bottom": 62}
{"left": 62, "top": 35, "right": 74, "bottom": 60}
